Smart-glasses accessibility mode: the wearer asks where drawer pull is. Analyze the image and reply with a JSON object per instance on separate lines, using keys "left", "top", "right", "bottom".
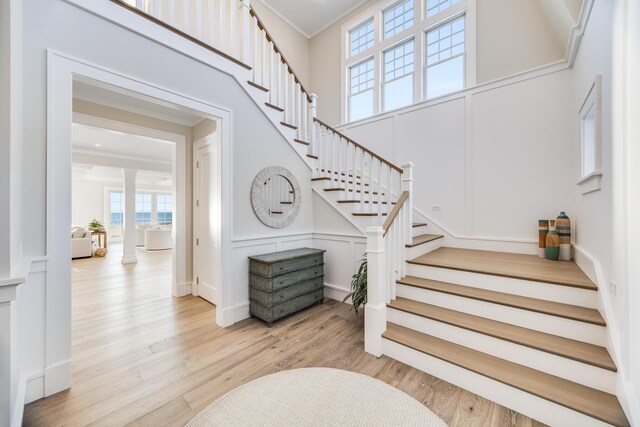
{"left": 280, "top": 293, "right": 285, "bottom": 299}
{"left": 279, "top": 280, "right": 284, "bottom": 284}
{"left": 279, "top": 266, "right": 285, "bottom": 271}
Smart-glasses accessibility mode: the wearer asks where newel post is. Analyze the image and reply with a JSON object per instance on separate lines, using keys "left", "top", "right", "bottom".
{"left": 240, "top": 0, "right": 252, "bottom": 65}
{"left": 402, "top": 162, "right": 414, "bottom": 246}
{"left": 308, "top": 93, "right": 318, "bottom": 153}
{"left": 365, "top": 226, "right": 386, "bottom": 357}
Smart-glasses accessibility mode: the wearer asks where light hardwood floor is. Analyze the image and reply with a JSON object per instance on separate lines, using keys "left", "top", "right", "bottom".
{"left": 23, "top": 243, "right": 546, "bottom": 426}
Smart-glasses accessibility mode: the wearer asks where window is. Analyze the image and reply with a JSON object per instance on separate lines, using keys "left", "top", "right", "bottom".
{"left": 383, "top": 39, "right": 415, "bottom": 111}
{"left": 425, "top": 15, "right": 465, "bottom": 99}
{"left": 577, "top": 76, "right": 602, "bottom": 194}
{"left": 342, "top": 0, "right": 472, "bottom": 122}
{"left": 384, "top": 0, "right": 414, "bottom": 39}
{"left": 350, "top": 20, "right": 374, "bottom": 56}
{"left": 109, "top": 191, "right": 124, "bottom": 237}
{"left": 349, "top": 58, "right": 375, "bottom": 121}
{"left": 135, "top": 193, "right": 152, "bottom": 225}
{"left": 426, "top": 0, "right": 461, "bottom": 17}
{"left": 157, "top": 194, "right": 173, "bottom": 225}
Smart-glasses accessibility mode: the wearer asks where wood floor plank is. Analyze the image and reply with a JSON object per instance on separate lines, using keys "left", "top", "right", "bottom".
{"left": 397, "top": 276, "right": 606, "bottom": 326}
{"left": 409, "top": 247, "right": 597, "bottom": 290}
{"left": 23, "top": 243, "right": 546, "bottom": 427}
{"left": 383, "top": 324, "right": 630, "bottom": 427}
{"left": 388, "top": 297, "right": 616, "bottom": 371}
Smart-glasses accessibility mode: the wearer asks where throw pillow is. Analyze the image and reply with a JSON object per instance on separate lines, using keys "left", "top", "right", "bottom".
{"left": 72, "top": 227, "right": 86, "bottom": 238}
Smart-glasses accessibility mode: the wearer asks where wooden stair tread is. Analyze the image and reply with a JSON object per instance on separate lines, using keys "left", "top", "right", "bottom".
{"left": 412, "top": 222, "right": 427, "bottom": 228}
{"left": 281, "top": 121, "right": 297, "bottom": 130}
{"left": 320, "top": 169, "right": 361, "bottom": 179}
{"left": 247, "top": 80, "right": 269, "bottom": 92}
{"left": 383, "top": 324, "right": 629, "bottom": 427}
{"left": 388, "top": 297, "right": 616, "bottom": 371}
{"left": 396, "top": 276, "right": 605, "bottom": 326}
{"left": 294, "top": 139, "right": 310, "bottom": 145}
{"left": 409, "top": 247, "right": 597, "bottom": 290}
{"left": 307, "top": 154, "right": 318, "bottom": 159}
{"left": 406, "top": 234, "right": 443, "bottom": 248}
{"left": 264, "top": 102, "right": 284, "bottom": 112}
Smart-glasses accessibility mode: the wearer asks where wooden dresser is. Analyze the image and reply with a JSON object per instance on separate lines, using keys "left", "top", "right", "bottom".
{"left": 249, "top": 248, "right": 326, "bottom": 326}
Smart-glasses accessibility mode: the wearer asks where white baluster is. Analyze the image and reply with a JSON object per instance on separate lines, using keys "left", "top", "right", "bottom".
{"left": 368, "top": 154, "right": 374, "bottom": 213}
{"left": 167, "top": 0, "right": 176, "bottom": 26}
{"left": 152, "top": 0, "right": 160, "bottom": 17}
{"left": 195, "top": 0, "right": 203, "bottom": 40}
{"left": 208, "top": 0, "right": 216, "bottom": 47}
{"left": 269, "top": 42, "right": 276, "bottom": 104}
{"left": 241, "top": 0, "right": 252, "bottom": 64}
{"left": 377, "top": 159, "right": 382, "bottom": 217}
{"left": 182, "top": 0, "right": 190, "bottom": 34}
{"left": 135, "top": 0, "right": 144, "bottom": 11}
{"left": 402, "top": 162, "right": 414, "bottom": 246}
{"left": 283, "top": 68, "right": 289, "bottom": 122}
{"left": 309, "top": 93, "right": 317, "bottom": 147}
{"left": 360, "top": 149, "right": 366, "bottom": 203}
{"left": 218, "top": 0, "right": 226, "bottom": 51}
{"left": 351, "top": 144, "right": 357, "bottom": 200}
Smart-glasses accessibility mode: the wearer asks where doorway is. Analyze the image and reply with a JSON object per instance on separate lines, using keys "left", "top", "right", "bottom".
{"left": 46, "top": 50, "right": 233, "bottom": 397}
{"left": 193, "top": 135, "right": 221, "bottom": 305}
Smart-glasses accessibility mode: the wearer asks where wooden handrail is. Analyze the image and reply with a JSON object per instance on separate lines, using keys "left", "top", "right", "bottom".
{"left": 249, "top": 7, "right": 312, "bottom": 103}
{"left": 383, "top": 191, "right": 409, "bottom": 236}
{"left": 314, "top": 118, "right": 404, "bottom": 174}
{"left": 110, "top": 0, "right": 252, "bottom": 70}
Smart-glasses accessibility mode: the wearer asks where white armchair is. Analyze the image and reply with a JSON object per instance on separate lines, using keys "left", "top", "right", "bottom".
{"left": 136, "top": 224, "right": 150, "bottom": 246}
{"left": 145, "top": 225, "right": 172, "bottom": 251}
{"left": 71, "top": 226, "right": 93, "bottom": 259}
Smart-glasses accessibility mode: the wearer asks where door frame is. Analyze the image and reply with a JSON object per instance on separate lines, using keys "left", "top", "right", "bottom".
{"left": 46, "top": 49, "right": 233, "bottom": 397}
{"left": 193, "top": 134, "right": 222, "bottom": 305}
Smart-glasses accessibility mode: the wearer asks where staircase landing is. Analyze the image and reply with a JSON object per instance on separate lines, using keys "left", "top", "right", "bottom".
{"left": 408, "top": 247, "right": 597, "bottom": 290}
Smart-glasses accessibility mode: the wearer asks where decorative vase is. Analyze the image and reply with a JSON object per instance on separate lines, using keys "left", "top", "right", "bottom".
{"left": 556, "top": 211, "right": 571, "bottom": 261}
{"left": 538, "top": 220, "right": 549, "bottom": 258}
{"left": 545, "top": 220, "right": 560, "bottom": 261}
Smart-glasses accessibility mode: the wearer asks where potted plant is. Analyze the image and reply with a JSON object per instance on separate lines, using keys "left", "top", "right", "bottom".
{"left": 343, "top": 256, "right": 367, "bottom": 315}
{"left": 88, "top": 219, "right": 105, "bottom": 232}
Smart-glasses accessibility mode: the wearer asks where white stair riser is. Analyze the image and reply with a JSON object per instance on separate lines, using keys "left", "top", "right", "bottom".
{"left": 396, "top": 284, "right": 606, "bottom": 346}
{"left": 387, "top": 309, "right": 616, "bottom": 393}
{"left": 412, "top": 226, "right": 428, "bottom": 238}
{"left": 406, "top": 264, "right": 598, "bottom": 308}
{"left": 382, "top": 339, "right": 613, "bottom": 427}
{"left": 405, "top": 239, "right": 443, "bottom": 259}
{"left": 312, "top": 183, "right": 384, "bottom": 230}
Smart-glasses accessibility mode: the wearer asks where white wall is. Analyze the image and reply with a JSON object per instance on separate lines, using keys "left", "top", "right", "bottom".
{"left": 251, "top": 0, "right": 311, "bottom": 86}
{"left": 338, "top": 66, "right": 574, "bottom": 246}
{"left": 309, "top": 0, "right": 569, "bottom": 126}
{"left": 17, "top": 0, "right": 315, "bottom": 408}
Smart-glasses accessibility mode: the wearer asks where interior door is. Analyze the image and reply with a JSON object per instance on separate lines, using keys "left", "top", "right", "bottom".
{"left": 194, "top": 138, "right": 217, "bottom": 305}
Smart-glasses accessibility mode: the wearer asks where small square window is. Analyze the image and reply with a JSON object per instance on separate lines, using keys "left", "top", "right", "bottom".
{"left": 578, "top": 76, "right": 602, "bottom": 194}
{"left": 427, "top": 0, "right": 461, "bottom": 17}
{"left": 384, "top": 0, "right": 414, "bottom": 39}
{"left": 350, "top": 20, "right": 374, "bottom": 56}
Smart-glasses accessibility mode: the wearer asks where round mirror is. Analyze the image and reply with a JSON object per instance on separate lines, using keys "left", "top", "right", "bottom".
{"left": 251, "top": 166, "right": 301, "bottom": 228}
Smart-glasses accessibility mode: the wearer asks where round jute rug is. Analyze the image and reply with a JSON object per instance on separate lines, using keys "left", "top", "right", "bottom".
{"left": 187, "top": 367, "right": 448, "bottom": 427}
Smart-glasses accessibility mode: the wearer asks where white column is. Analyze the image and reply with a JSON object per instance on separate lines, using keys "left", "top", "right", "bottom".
{"left": 0, "top": 282, "right": 19, "bottom": 427}
{"left": 122, "top": 169, "right": 138, "bottom": 264}
{"left": 364, "top": 226, "right": 386, "bottom": 357}
{"left": 401, "top": 162, "right": 414, "bottom": 246}
{"left": 240, "top": 0, "right": 252, "bottom": 64}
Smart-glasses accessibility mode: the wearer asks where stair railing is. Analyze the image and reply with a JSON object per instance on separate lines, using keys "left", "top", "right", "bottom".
{"left": 364, "top": 162, "right": 413, "bottom": 357}
{"left": 117, "top": 0, "right": 316, "bottom": 144}
{"left": 313, "top": 119, "right": 404, "bottom": 217}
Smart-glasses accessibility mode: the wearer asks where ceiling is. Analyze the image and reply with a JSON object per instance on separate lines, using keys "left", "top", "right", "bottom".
{"left": 260, "top": 0, "right": 368, "bottom": 37}
{"left": 72, "top": 122, "right": 174, "bottom": 164}
{"left": 72, "top": 164, "right": 173, "bottom": 187}
{"left": 73, "top": 80, "right": 205, "bottom": 127}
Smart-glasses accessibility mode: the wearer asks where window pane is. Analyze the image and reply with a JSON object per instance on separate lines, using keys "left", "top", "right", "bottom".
{"left": 425, "top": 15, "right": 464, "bottom": 66}
{"left": 384, "top": 75, "right": 413, "bottom": 111}
{"left": 157, "top": 193, "right": 173, "bottom": 225}
{"left": 383, "top": 39, "right": 414, "bottom": 112}
{"left": 109, "top": 191, "right": 124, "bottom": 237}
{"left": 384, "top": 0, "right": 414, "bottom": 39}
{"left": 350, "top": 90, "right": 374, "bottom": 121}
{"left": 426, "top": 55, "right": 464, "bottom": 98}
{"left": 135, "top": 193, "right": 152, "bottom": 225}
{"left": 427, "top": 0, "right": 461, "bottom": 17}
{"left": 350, "top": 20, "right": 374, "bottom": 56}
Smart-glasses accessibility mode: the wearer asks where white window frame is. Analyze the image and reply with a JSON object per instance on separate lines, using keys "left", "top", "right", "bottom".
{"left": 382, "top": 37, "right": 416, "bottom": 112}
{"left": 341, "top": 0, "right": 476, "bottom": 123}
{"left": 577, "top": 75, "right": 603, "bottom": 194}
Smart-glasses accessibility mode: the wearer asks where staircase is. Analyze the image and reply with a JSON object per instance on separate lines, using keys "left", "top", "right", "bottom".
{"left": 111, "top": 1, "right": 630, "bottom": 425}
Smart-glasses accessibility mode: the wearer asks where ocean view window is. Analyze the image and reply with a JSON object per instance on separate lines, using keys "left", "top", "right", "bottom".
{"left": 109, "top": 191, "right": 124, "bottom": 237}
{"left": 157, "top": 193, "right": 173, "bottom": 225}
{"left": 135, "top": 193, "right": 152, "bottom": 225}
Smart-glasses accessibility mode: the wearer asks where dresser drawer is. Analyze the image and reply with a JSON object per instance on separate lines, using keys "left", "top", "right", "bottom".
{"left": 250, "top": 277, "right": 324, "bottom": 306}
{"left": 250, "top": 253, "right": 324, "bottom": 278}
{"left": 250, "top": 265, "right": 324, "bottom": 292}
{"left": 250, "top": 289, "right": 324, "bottom": 324}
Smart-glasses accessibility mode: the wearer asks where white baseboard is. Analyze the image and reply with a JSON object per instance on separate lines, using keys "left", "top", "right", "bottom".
{"left": 324, "top": 283, "right": 350, "bottom": 303}
{"left": 11, "top": 375, "right": 27, "bottom": 427}
{"left": 219, "top": 301, "right": 250, "bottom": 327}
{"left": 120, "top": 256, "right": 138, "bottom": 265}
{"left": 44, "top": 360, "right": 72, "bottom": 396}
{"left": 25, "top": 374, "right": 44, "bottom": 404}
{"left": 175, "top": 281, "right": 192, "bottom": 297}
